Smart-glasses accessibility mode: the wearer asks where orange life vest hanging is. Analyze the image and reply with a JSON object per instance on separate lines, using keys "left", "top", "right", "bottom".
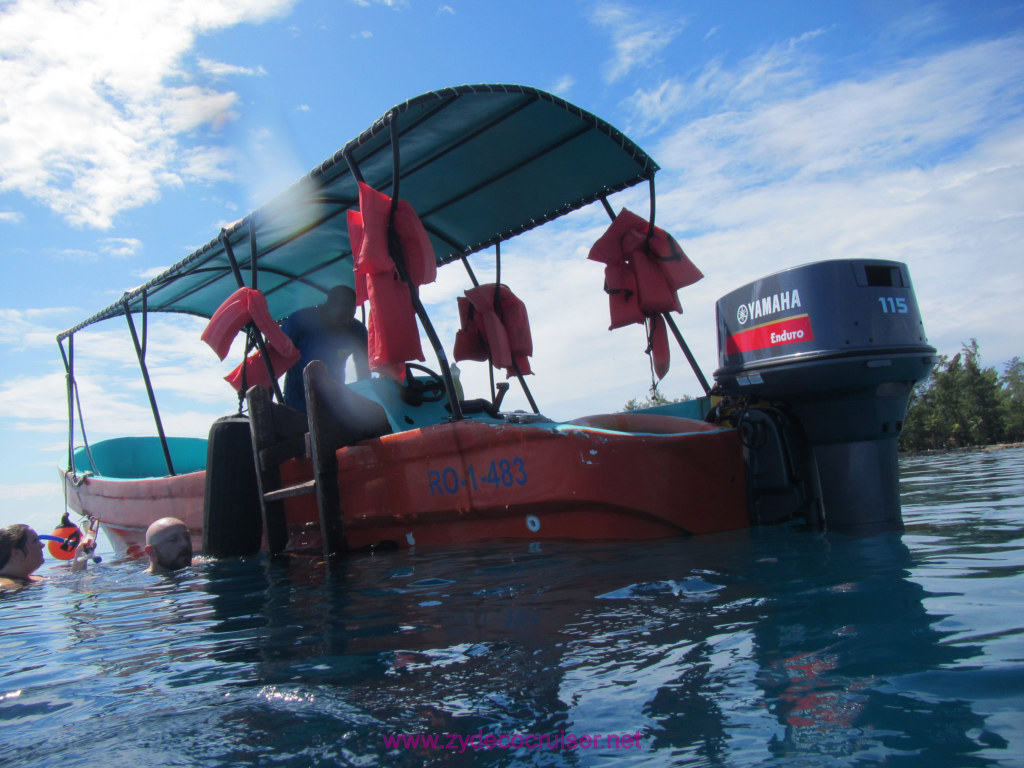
{"left": 223, "top": 344, "right": 301, "bottom": 391}
{"left": 648, "top": 315, "right": 670, "bottom": 381}
{"left": 349, "top": 182, "right": 436, "bottom": 380}
{"left": 201, "top": 286, "right": 301, "bottom": 391}
{"left": 453, "top": 283, "right": 533, "bottom": 376}
{"left": 347, "top": 210, "right": 369, "bottom": 305}
{"left": 365, "top": 270, "right": 424, "bottom": 380}
{"left": 588, "top": 208, "right": 702, "bottom": 380}
{"left": 601, "top": 261, "right": 645, "bottom": 330}
{"left": 354, "top": 182, "right": 436, "bottom": 285}
{"left": 588, "top": 207, "right": 703, "bottom": 326}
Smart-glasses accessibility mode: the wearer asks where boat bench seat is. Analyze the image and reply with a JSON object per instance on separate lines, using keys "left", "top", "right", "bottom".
{"left": 245, "top": 384, "right": 312, "bottom": 554}
{"left": 245, "top": 360, "right": 392, "bottom": 558}
{"left": 303, "top": 360, "right": 392, "bottom": 558}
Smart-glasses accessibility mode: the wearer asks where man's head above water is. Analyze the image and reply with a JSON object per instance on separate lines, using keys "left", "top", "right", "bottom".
{"left": 145, "top": 517, "right": 193, "bottom": 574}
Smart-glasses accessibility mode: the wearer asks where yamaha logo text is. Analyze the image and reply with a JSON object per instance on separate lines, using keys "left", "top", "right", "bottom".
{"left": 736, "top": 289, "right": 802, "bottom": 326}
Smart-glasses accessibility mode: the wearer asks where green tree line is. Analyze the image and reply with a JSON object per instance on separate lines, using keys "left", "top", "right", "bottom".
{"left": 623, "top": 340, "right": 1023, "bottom": 453}
{"left": 900, "top": 340, "right": 1024, "bottom": 452}
{"left": 623, "top": 391, "right": 691, "bottom": 411}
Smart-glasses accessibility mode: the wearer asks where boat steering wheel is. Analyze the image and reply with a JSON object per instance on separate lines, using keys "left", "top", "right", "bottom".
{"left": 403, "top": 363, "right": 447, "bottom": 404}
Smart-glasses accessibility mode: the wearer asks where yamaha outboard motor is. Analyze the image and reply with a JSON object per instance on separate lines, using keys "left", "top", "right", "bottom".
{"left": 713, "top": 259, "right": 936, "bottom": 530}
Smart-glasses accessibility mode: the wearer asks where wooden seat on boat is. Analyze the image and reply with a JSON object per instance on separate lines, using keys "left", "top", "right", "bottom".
{"left": 245, "top": 384, "right": 312, "bottom": 555}
{"left": 246, "top": 362, "right": 393, "bottom": 558}
{"left": 303, "top": 360, "right": 393, "bottom": 558}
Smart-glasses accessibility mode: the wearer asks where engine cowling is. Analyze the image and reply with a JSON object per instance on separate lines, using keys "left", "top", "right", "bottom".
{"left": 713, "top": 259, "right": 936, "bottom": 529}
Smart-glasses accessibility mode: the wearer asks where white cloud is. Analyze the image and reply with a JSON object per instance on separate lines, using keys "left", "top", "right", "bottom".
{"left": 181, "top": 145, "right": 237, "bottom": 183}
{"left": 428, "top": 31, "right": 1024, "bottom": 418}
{"left": 550, "top": 75, "right": 576, "bottom": 97}
{"left": 135, "top": 265, "right": 172, "bottom": 282}
{"left": 623, "top": 29, "right": 825, "bottom": 136}
{"left": 351, "top": 0, "right": 407, "bottom": 7}
{"left": 0, "top": 482, "right": 59, "bottom": 502}
{"left": 100, "top": 237, "right": 143, "bottom": 258}
{"left": 590, "top": 1, "right": 686, "bottom": 83}
{"left": 0, "top": 314, "right": 249, "bottom": 446}
{"left": 197, "top": 58, "right": 268, "bottom": 78}
{"left": 0, "top": 308, "right": 64, "bottom": 350}
{"left": 0, "top": 0, "right": 296, "bottom": 229}
{"left": 622, "top": 78, "right": 688, "bottom": 135}
{"left": 0, "top": 211, "right": 24, "bottom": 223}
{"left": 624, "top": 34, "right": 1024, "bottom": 384}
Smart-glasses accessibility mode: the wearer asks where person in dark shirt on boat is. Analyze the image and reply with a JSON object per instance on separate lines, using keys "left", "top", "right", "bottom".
{"left": 0, "top": 524, "right": 45, "bottom": 590}
{"left": 280, "top": 285, "right": 370, "bottom": 411}
{"left": 145, "top": 517, "right": 193, "bottom": 574}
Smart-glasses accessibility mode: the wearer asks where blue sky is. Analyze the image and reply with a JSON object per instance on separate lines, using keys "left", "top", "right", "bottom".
{"left": 1, "top": 0, "right": 1022, "bottom": 536}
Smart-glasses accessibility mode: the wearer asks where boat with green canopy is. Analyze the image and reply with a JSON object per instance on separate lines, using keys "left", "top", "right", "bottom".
{"left": 57, "top": 84, "right": 936, "bottom": 560}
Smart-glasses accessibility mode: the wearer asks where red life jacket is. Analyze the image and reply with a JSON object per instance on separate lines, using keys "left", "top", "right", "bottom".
{"left": 365, "top": 270, "right": 425, "bottom": 380}
{"left": 202, "top": 287, "right": 301, "bottom": 391}
{"left": 453, "top": 284, "right": 533, "bottom": 376}
{"left": 202, "top": 286, "right": 295, "bottom": 361}
{"left": 347, "top": 209, "right": 369, "bottom": 305}
{"left": 589, "top": 209, "right": 702, "bottom": 379}
{"left": 353, "top": 182, "right": 436, "bottom": 286}
{"left": 649, "top": 315, "right": 670, "bottom": 381}
{"left": 350, "top": 183, "right": 436, "bottom": 380}
{"left": 588, "top": 208, "right": 702, "bottom": 323}
{"left": 602, "top": 261, "right": 645, "bottom": 330}
{"left": 223, "top": 345, "right": 302, "bottom": 391}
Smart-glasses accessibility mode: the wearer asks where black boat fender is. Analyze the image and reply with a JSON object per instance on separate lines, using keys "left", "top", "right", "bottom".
{"left": 203, "top": 415, "right": 262, "bottom": 557}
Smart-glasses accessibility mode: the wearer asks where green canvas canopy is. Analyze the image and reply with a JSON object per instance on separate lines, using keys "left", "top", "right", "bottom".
{"left": 58, "top": 83, "right": 658, "bottom": 341}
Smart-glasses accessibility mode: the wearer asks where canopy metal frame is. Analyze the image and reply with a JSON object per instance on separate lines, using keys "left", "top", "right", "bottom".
{"left": 57, "top": 83, "right": 706, "bottom": 469}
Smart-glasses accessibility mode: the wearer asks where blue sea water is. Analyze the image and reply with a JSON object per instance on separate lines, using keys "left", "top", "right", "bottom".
{"left": 2, "top": 447, "right": 1022, "bottom": 767}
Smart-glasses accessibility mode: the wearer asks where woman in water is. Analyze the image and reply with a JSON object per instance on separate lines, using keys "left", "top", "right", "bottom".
{"left": 0, "top": 524, "right": 45, "bottom": 591}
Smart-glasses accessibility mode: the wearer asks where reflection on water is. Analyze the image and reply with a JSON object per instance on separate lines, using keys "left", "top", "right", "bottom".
{"left": 1, "top": 448, "right": 1022, "bottom": 767}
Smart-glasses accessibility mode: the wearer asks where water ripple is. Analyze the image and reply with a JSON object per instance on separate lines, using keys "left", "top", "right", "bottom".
{"left": 2, "top": 449, "right": 1022, "bottom": 766}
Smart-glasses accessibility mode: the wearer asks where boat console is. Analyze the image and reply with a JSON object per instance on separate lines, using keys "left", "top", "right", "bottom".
{"left": 712, "top": 259, "right": 936, "bottom": 529}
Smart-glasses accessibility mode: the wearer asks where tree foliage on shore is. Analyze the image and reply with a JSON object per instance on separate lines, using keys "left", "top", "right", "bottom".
{"left": 900, "top": 340, "right": 1024, "bottom": 452}
{"left": 622, "top": 342, "right": 1023, "bottom": 453}
{"left": 623, "top": 389, "right": 692, "bottom": 411}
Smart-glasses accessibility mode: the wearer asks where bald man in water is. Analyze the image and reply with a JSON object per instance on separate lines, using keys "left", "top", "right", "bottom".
{"left": 145, "top": 517, "right": 194, "bottom": 574}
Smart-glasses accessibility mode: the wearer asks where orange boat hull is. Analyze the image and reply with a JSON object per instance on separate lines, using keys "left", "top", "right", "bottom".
{"left": 62, "top": 415, "right": 749, "bottom": 556}
{"left": 277, "top": 416, "right": 749, "bottom": 552}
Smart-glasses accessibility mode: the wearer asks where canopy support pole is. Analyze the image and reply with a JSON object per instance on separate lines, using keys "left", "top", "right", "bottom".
{"left": 59, "top": 336, "right": 99, "bottom": 476}
{"left": 647, "top": 176, "right": 657, "bottom": 232}
{"left": 460, "top": 254, "right": 480, "bottom": 287}
{"left": 662, "top": 313, "right": 710, "bottom": 395}
{"left": 512, "top": 362, "right": 539, "bottom": 413}
{"left": 343, "top": 148, "right": 365, "bottom": 184}
{"left": 490, "top": 242, "right": 538, "bottom": 413}
{"left": 601, "top": 196, "right": 616, "bottom": 221}
{"left": 385, "top": 111, "right": 463, "bottom": 421}
{"left": 648, "top": 174, "right": 709, "bottom": 395}
{"left": 487, "top": 243, "right": 500, "bottom": 402}
{"left": 220, "top": 228, "right": 285, "bottom": 404}
{"left": 60, "top": 335, "right": 75, "bottom": 477}
{"left": 249, "top": 216, "right": 259, "bottom": 290}
{"left": 124, "top": 297, "right": 175, "bottom": 476}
